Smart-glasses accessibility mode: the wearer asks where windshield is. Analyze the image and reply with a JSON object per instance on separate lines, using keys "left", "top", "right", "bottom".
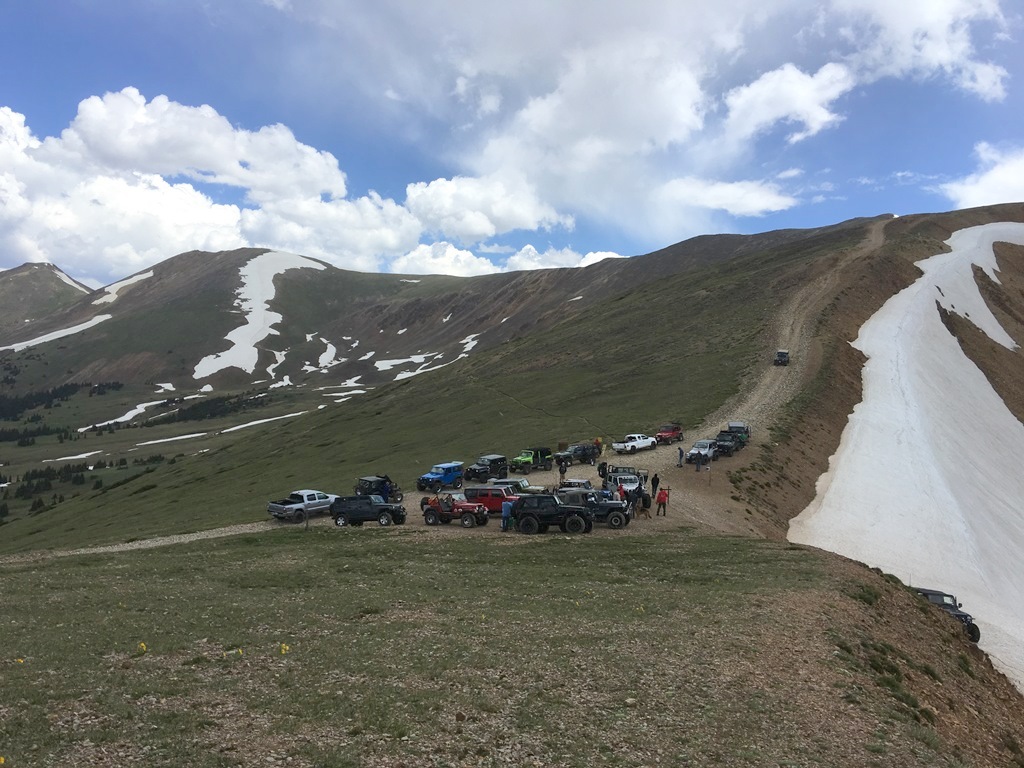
{"left": 429, "top": 465, "right": 445, "bottom": 474}
{"left": 369, "top": 495, "right": 384, "bottom": 504}
{"left": 695, "top": 441, "right": 711, "bottom": 449}
{"left": 658, "top": 424, "right": 676, "bottom": 432}
{"left": 516, "top": 451, "right": 533, "bottom": 458}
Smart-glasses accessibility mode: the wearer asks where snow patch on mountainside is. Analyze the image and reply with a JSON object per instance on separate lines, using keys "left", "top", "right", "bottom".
{"left": 789, "top": 221, "right": 1024, "bottom": 691}
{"left": 0, "top": 315, "right": 112, "bottom": 352}
{"left": 92, "top": 270, "right": 153, "bottom": 305}
{"left": 48, "top": 265, "right": 89, "bottom": 293}
{"left": 193, "top": 252, "right": 325, "bottom": 379}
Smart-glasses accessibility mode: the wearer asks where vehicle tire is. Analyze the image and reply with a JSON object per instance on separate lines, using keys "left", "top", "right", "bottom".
{"left": 499, "top": 468, "right": 508, "bottom": 479}
{"left": 378, "top": 511, "right": 393, "bottom": 526}
{"left": 453, "top": 477, "right": 463, "bottom": 489}
{"left": 642, "top": 494, "right": 652, "bottom": 509}
{"left": 589, "top": 457, "right": 596, "bottom": 466}
{"left": 441, "top": 517, "right": 452, "bottom": 525}
{"left": 607, "top": 511, "right": 626, "bottom": 529}
{"left": 544, "top": 461, "right": 552, "bottom": 471}
{"left": 431, "top": 482, "right": 442, "bottom": 493}
{"left": 967, "top": 622, "right": 981, "bottom": 643}
{"left": 393, "top": 491, "right": 404, "bottom": 502}
{"left": 518, "top": 516, "right": 540, "bottom": 535}
{"left": 564, "top": 515, "right": 586, "bottom": 534}
{"left": 478, "top": 515, "right": 489, "bottom": 526}
{"left": 460, "top": 512, "right": 476, "bottom": 528}
{"left": 629, "top": 445, "right": 637, "bottom": 453}
{"left": 416, "top": 482, "right": 425, "bottom": 492}
{"left": 522, "top": 466, "right": 530, "bottom": 475}
{"left": 334, "top": 513, "right": 349, "bottom": 527}
{"left": 584, "top": 520, "right": 593, "bottom": 533}
{"left": 420, "top": 496, "right": 430, "bottom": 511}
{"left": 424, "top": 510, "right": 440, "bottom": 526}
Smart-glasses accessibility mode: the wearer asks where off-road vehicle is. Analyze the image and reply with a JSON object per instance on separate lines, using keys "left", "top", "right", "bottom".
{"left": 611, "top": 434, "right": 657, "bottom": 453}
{"left": 354, "top": 475, "right": 404, "bottom": 503}
{"left": 686, "top": 439, "right": 719, "bottom": 463}
{"left": 713, "top": 431, "right": 741, "bottom": 456}
{"left": 510, "top": 494, "right": 594, "bottom": 535}
{"left": 556, "top": 488, "right": 630, "bottom": 529}
{"left": 655, "top": 423, "right": 684, "bottom": 444}
{"left": 464, "top": 485, "right": 520, "bottom": 514}
{"left": 510, "top": 447, "right": 554, "bottom": 474}
{"left": 598, "top": 463, "right": 649, "bottom": 484}
{"left": 330, "top": 495, "right": 407, "bottom": 527}
{"left": 420, "top": 493, "right": 490, "bottom": 528}
{"left": 416, "top": 461, "right": 464, "bottom": 492}
{"left": 267, "top": 489, "right": 338, "bottom": 522}
{"left": 464, "top": 454, "right": 508, "bottom": 482}
{"left": 554, "top": 443, "right": 601, "bottom": 466}
{"left": 726, "top": 421, "right": 752, "bottom": 446}
{"left": 490, "top": 477, "right": 545, "bottom": 495}
{"left": 774, "top": 349, "right": 790, "bottom": 366}
{"left": 916, "top": 588, "right": 981, "bottom": 642}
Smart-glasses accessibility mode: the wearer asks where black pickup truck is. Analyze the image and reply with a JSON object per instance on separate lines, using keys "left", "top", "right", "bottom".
{"left": 510, "top": 494, "right": 594, "bottom": 534}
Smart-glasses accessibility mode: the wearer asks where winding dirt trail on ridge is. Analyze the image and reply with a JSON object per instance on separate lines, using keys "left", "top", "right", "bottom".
{"left": 0, "top": 221, "right": 888, "bottom": 562}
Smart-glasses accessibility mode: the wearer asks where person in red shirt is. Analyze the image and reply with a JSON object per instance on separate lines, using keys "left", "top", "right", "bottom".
{"left": 655, "top": 487, "right": 669, "bottom": 516}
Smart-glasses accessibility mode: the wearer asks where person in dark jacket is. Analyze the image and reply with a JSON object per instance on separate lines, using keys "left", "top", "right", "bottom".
{"left": 651, "top": 473, "right": 660, "bottom": 497}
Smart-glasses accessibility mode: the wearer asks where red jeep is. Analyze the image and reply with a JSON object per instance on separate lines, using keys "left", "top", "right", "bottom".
{"left": 420, "top": 493, "right": 490, "bottom": 528}
{"left": 655, "top": 423, "right": 684, "bottom": 444}
{"left": 464, "top": 485, "right": 520, "bottom": 514}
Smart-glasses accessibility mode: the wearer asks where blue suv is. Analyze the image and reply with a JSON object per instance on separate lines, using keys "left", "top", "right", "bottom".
{"left": 416, "top": 461, "right": 464, "bottom": 493}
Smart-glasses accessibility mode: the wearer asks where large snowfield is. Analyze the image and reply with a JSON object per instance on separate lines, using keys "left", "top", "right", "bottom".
{"left": 789, "top": 222, "right": 1024, "bottom": 692}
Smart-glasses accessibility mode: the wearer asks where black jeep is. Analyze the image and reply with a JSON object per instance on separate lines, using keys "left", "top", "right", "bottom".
{"left": 556, "top": 488, "right": 630, "bottom": 529}
{"left": 774, "top": 350, "right": 790, "bottom": 366}
{"left": 331, "top": 495, "right": 407, "bottom": 527}
{"left": 465, "top": 454, "right": 509, "bottom": 482}
{"left": 916, "top": 588, "right": 981, "bottom": 642}
{"left": 510, "top": 494, "right": 593, "bottom": 534}
{"left": 554, "top": 443, "right": 602, "bottom": 466}
{"left": 714, "top": 431, "right": 742, "bottom": 456}
{"left": 354, "top": 475, "right": 404, "bottom": 503}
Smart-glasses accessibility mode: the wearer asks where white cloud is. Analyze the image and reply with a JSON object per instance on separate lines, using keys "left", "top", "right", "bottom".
{"left": 939, "top": 143, "right": 1024, "bottom": 208}
{"left": 724, "top": 63, "right": 856, "bottom": 145}
{"left": 405, "top": 174, "right": 571, "bottom": 244}
{"left": 656, "top": 177, "right": 799, "bottom": 216}
{"left": 505, "top": 245, "right": 625, "bottom": 272}
{"left": 389, "top": 242, "right": 500, "bottom": 276}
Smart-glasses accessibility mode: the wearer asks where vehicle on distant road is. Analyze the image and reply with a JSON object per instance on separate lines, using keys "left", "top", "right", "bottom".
{"left": 354, "top": 475, "right": 403, "bottom": 503}
{"left": 330, "top": 495, "right": 406, "bottom": 527}
{"left": 915, "top": 588, "right": 981, "bottom": 642}
{"left": 655, "top": 423, "right": 685, "bottom": 444}
{"left": 611, "top": 434, "right": 658, "bottom": 454}
{"left": 416, "top": 461, "right": 464, "bottom": 492}
{"left": 464, "top": 454, "right": 509, "bottom": 482}
{"left": 510, "top": 494, "right": 594, "bottom": 535}
{"left": 267, "top": 489, "right": 338, "bottom": 523}
{"left": 774, "top": 350, "right": 790, "bottom": 366}
{"left": 510, "top": 447, "right": 554, "bottom": 474}
{"left": 421, "top": 493, "right": 490, "bottom": 528}
{"left": 554, "top": 443, "right": 602, "bottom": 466}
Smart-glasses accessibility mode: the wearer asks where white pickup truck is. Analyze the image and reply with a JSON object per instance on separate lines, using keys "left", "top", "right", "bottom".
{"left": 611, "top": 434, "right": 658, "bottom": 454}
{"left": 267, "top": 489, "right": 338, "bottom": 522}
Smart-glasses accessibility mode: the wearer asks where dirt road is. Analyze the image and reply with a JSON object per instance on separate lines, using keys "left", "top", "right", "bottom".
{"left": 1, "top": 221, "right": 888, "bottom": 560}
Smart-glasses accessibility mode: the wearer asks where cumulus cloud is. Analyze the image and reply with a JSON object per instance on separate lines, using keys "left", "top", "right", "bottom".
{"left": 656, "top": 177, "right": 799, "bottom": 216}
{"left": 724, "top": 63, "right": 856, "bottom": 145}
{"left": 388, "top": 242, "right": 500, "bottom": 276}
{"left": 939, "top": 143, "right": 1024, "bottom": 208}
{"left": 405, "top": 174, "right": 571, "bottom": 244}
{"left": 505, "top": 245, "right": 624, "bottom": 272}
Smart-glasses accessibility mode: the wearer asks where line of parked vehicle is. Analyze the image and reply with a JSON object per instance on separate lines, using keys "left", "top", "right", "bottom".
{"left": 266, "top": 421, "right": 753, "bottom": 534}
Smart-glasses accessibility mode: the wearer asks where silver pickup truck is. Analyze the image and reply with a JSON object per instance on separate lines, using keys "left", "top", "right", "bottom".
{"left": 267, "top": 489, "right": 338, "bottom": 522}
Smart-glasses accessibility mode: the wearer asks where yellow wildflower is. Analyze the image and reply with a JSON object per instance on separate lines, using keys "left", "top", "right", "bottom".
{"left": 280, "top": 643, "right": 290, "bottom": 655}
{"left": 138, "top": 642, "right": 147, "bottom": 654}
{"left": 16, "top": 658, "right": 24, "bottom": 664}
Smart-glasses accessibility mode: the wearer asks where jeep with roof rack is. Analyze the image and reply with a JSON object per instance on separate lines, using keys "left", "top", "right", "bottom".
{"left": 915, "top": 588, "right": 981, "bottom": 643}
{"left": 510, "top": 447, "right": 553, "bottom": 474}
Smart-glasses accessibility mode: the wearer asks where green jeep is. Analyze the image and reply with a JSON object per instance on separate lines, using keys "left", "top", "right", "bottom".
{"left": 510, "top": 447, "right": 554, "bottom": 474}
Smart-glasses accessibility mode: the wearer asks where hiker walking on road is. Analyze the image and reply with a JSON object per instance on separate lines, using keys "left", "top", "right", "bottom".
{"left": 655, "top": 487, "right": 669, "bottom": 516}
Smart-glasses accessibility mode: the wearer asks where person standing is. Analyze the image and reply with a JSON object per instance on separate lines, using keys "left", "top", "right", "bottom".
{"left": 635, "top": 486, "right": 651, "bottom": 519}
{"left": 558, "top": 458, "right": 567, "bottom": 486}
{"left": 650, "top": 473, "right": 660, "bottom": 497}
{"left": 677, "top": 445, "right": 684, "bottom": 467}
{"left": 501, "top": 499, "right": 514, "bottom": 532}
{"left": 694, "top": 451, "right": 703, "bottom": 472}
{"left": 655, "top": 487, "right": 669, "bottom": 516}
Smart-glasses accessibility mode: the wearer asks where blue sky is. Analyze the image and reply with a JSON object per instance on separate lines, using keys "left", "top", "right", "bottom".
{"left": 1, "top": 0, "right": 1022, "bottom": 287}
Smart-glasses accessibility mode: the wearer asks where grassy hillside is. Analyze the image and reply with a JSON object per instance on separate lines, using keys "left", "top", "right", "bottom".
{"left": 0, "top": 219, "right": 867, "bottom": 553}
{"left": 2, "top": 525, "right": 1022, "bottom": 767}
